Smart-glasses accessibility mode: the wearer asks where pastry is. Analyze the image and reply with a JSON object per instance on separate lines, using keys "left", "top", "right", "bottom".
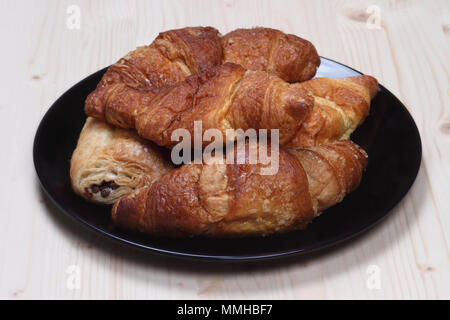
{"left": 70, "top": 117, "right": 173, "bottom": 204}
{"left": 222, "top": 27, "right": 320, "bottom": 82}
{"left": 95, "top": 63, "right": 314, "bottom": 147}
{"left": 85, "top": 26, "right": 319, "bottom": 126}
{"left": 111, "top": 140, "right": 367, "bottom": 237}
{"left": 85, "top": 63, "right": 378, "bottom": 149}
{"left": 288, "top": 75, "right": 379, "bottom": 147}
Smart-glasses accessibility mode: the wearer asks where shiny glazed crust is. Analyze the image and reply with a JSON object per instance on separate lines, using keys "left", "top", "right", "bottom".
{"left": 85, "top": 26, "right": 320, "bottom": 126}
{"left": 222, "top": 27, "right": 320, "bottom": 83}
{"left": 84, "top": 68, "right": 378, "bottom": 149}
{"left": 85, "top": 26, "right": 223, "bottom": 126}
{"left": 70, "top": 117, "right": 173, "bottom": 204}
{"left": 86, "top": 63, "right": 314, "bottom": 147}
{"left": 288, "top": 75, "right": 379, "bottom": 147}
{"left": 134, "top": 63, "right": 314, "bottom": 146}
{"left": 111, "top": 140, "right": 367, "bottom": 237}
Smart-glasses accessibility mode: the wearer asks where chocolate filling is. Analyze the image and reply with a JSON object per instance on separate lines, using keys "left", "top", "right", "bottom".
{"left": 90, "top": 180, "right": 120, "bottom": 198}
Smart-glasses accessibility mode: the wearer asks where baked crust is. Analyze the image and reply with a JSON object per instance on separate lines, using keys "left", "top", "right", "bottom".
{"left": 84, "top": 68, "right": 378, "bottom": 149}
{"left": 70, "top": 117, "right": 173, "bottom": 204}
{"left": 112, "top": 140, "right": 367, "bottom": 237}
{"left": 85, "top": 26, "right": 320, "bottom": 125}
{"left": 134, "top": 63, "right": 313, "bottom": 147}
{"left": 288, "top": 75, "right": 379, "bottom": 147}
{"left": 222, "top": 27, "right": 320, "bottom": 83}
{"left": 85, "top": 27, "right": 223, "bottom": 126}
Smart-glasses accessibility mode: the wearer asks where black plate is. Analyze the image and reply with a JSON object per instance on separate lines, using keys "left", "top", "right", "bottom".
{"left": 33, "top": 57, "right": 422, "bottom": 261}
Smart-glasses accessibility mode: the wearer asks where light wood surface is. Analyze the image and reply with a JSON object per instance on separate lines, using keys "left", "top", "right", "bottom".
{"left": 0, "top": 0, "right": 448, "bottom": 299}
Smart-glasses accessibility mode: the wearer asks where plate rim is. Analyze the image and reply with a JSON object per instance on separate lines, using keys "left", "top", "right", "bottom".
{"left": 33, "top": 57, "right": 422, "bottom": 262}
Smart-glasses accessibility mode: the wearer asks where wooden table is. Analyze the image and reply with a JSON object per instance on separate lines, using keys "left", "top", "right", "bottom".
{"left": 0, "top": 0, "right": 448, "bottom": 299}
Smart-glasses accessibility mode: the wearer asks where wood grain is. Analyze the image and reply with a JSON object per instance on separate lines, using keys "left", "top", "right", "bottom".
{"left": 0, "top": 0, "right": 448, "bottom": 299}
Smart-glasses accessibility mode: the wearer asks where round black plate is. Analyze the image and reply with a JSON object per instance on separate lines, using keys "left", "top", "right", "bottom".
{"left": 33, "top": 57, "right": 422, "bottom": 261}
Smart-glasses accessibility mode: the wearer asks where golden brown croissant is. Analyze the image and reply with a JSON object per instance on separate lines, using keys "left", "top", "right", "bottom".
{"left": 70, "top": 117, "right": 173, "bottom": 204}
{"left": 98, "top": 27, "right": 223, "bottom": 89}
{"left": 222, "top": 27, "right": 320, "bottom": 83}
{"left": 111, "top": 140, "right": 367, "bottom": 237}
{"left": 92, "top": 63, "right": 314, "bottom": 147}
{"left": 85, "top": 27, "right": 223, "bottom": 127}
{"left": 288, "top": 75, "right": 379, "bottom": 147}
{"left": 85, "top": 26, "right": 319, "bottom": 125}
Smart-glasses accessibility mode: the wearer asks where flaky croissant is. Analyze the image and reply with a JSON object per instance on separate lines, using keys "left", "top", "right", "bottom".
{"left": 222, "top": 27, "right": 320, "bottom": 82}
{"left": 85, "top": 26, "right": 319, "bottom": 125}
{"left": 89, "top": 63, "right": 315, "bottom": 147}
{"left": 85, "top": 63, "right": 378, "bottom": 148}
{"left": 288, "top": 75, "right": 379, "bottom": 147}
{"left": 70, "top": 117, "right": 173, "bottom": 204}
{"left": 111, "top": 140, "right": 367, "bottom": 238}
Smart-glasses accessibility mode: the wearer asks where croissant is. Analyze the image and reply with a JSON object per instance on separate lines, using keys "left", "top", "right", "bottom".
{"left": 85, "top": 26, "right": 319, "bottom": 125}
{"left": 288, "top": 75, "right": 379, "bottom": 147}
{"left": 111, "top": 140, "right": 368, "bottom": 237}
{"left": 222, "top": 27, "right": 320, "bottom": 83}
{"left": 70, "top": 117, "right": 173, "bottom": 204}
{"left": 94, "top": 63, "right": 315, "bottom": 147}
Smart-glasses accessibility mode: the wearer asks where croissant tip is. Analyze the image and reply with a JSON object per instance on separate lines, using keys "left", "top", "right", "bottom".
{"left": 112, "top": 196, "right": 141, "bottom": 231}
{"left": 350, "top": 75, "right": 379, "bottom": 98}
